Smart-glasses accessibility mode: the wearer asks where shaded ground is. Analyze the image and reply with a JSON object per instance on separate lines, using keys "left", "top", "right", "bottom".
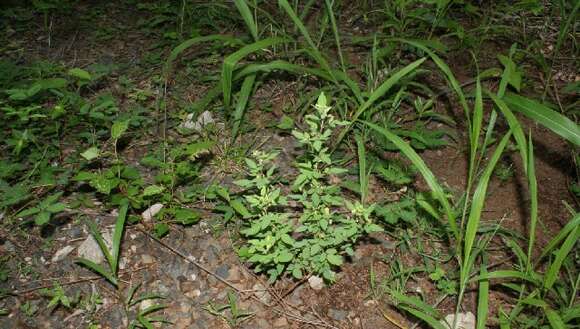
{"left": 0, "top": 2, "right": 577, "bottom": 329}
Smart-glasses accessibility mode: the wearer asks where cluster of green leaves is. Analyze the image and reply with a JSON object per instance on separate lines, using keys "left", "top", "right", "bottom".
{"left": 234, "top": 93, "right": 381, "bottom": 282}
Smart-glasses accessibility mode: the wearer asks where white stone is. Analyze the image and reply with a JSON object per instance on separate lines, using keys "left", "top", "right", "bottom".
{"left": 179, "top": 111, "right": 215, "bottom": 131}
{"left": 308, "top": 275, "right": 324, "bottom": 291}
{"left": 440, "top": 312, "right": 476, "bottom": 329}
{"left": 51, "top": 245, "right": 75, "bottom": 262}
{"left": 141, "top": 203, "right": 164, "bottom": 222}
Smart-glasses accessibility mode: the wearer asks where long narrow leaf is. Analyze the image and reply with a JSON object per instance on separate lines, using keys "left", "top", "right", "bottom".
{"left": 222, "top": 37, "right": 288, "bottom": 109}
{"left": 477, "top": 257, "right": 489, "bottom": 329}
{"left": 503, "top": 93, "right": 580, "bottom": 146}
{"left": 363, "top": 121, "right": 458, "bottom": 240}
{"left": 538, "top": 213, "right": 580, "bottom": 262}
{"left": 544, "top": 225, "right": 580, "bottom": 290}
{"left": 76, "top": 258, "right": 117, "bottom": 286}
{"left": 233, "top": 0, "right": 258, "bottom": 41}
{"left": 163, "top": 35, "right": 243, "bottom": 79}
{"left": 111, "top": 201, "right": 128, "bottom": 274}
{"left": 398, "top": 305, "right": 446, "bottom": 329}
{"left": 462, "top": 132, "right": 512, "bottom": 281}
{"left": 232, "top": 74, "right": 256, "bottom": 140}
{"left": 336, "top": 58, "right": 426, "bottom": 146}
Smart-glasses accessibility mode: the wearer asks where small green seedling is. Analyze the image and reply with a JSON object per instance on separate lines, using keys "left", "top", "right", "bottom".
{"left": 126, "top": 283, "right": 167, "bottom": 329}
{"left": 75, "top": 200, "right": 128, "bottom": 287}
{"left": 204, "top": 291, "right": 254, "bottom": 328}
{"left": 16, "top": 192, "right": 66, "bottom": 226}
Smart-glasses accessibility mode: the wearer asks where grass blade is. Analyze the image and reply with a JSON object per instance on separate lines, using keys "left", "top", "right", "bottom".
{"left": 336, "top": 58, "right": 426, "bottom": 146}
{"left": 362, "top": 120, "right": 458, "bottom": 240}
{"left": 544, "top": 225, "right": 580, "bottom": 290}
{"left": 324, "top": 0, "right": 345, "bottom": 73}
{"left": 111, "top": 201, "right": 128, "bottom": 274}
{"left": 163, "top": 35, "right": 243, "bottom": 80}
{"left": 474, "top": 270, "right": 542, "bottom": 285}
{"left": 462, "top": 131, "right": 512, "bottom": 280}
{"left": 232, "top": 74, "right": 256, "bottom": 140}
{"left": 545, "top": 308, "right": 567, "bottom": 329}
{"left": 538, "top": 213, "right": 580, "bottom": 262}
{"left": 233, "top": 0, "right": 258, "bottom": 41}
{"left": 526, "top": 134, "right": 538, "bottom": 272}
{"left": 355, "top": 134, "right": 368, "bottom": 204}
{"left": 487, "top": 92, "right": 528, "bottom": 172}
{"left": 477, "top": 255, "right": 489, "bottom": 329}
{"left": 85, "top": 219, "right": 113, "bottom": 269}
{"left": 76, "top": 258, "right": 117, "bottom": 286}
{"left": 503, "top": 93, "right": 580, "bottom": 146}
{"left": 277, "top": 0, "right": 333, "bottom": 74}
{"left": 222, "top": 37, "right": 288, "bottom": 109}
{"left": 398, "top": 305, "right": 446, "bottom": 329}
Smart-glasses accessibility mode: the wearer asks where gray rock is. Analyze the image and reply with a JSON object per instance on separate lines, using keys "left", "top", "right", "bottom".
{"left": 77, "top": 229, "right": 112, "bottom": 264}
{"left": 288, "top": 285, "right": 304, "bottom": 306}
{"left": 51, "top": 245, "right": 75, "bottom": 262}
{"left": 328, "top": 308, "right": 348, "bottom": 321}
{"left": 252, "top": 283, "right": 271, "bottom": 304}
{"left": 215, "top": 264, "right": 230, "bottom": 279}
{"left": 3, "top": 240, "right": 16, "bottom": 253}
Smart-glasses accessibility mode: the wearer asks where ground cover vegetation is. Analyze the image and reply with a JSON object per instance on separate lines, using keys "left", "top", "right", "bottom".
{"left": 0, "top": 0, "right": 578, "bottom": 328}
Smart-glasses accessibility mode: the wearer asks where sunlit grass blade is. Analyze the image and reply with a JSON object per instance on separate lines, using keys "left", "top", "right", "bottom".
{"left": 277, "top": 0, "right": 333, "bottom": 74}
{"left": 487, "top": 92, "right": 528, "bottom": 172}
{"left": 362, "top": 120, "right": 458, "bottom": 240}
{"left": 222, "top": 37, "right": 288, "bottom": 109}
{"left": 474, "top": 270, "right": 542, "bottom": 286}
{"left": 545, "top": 308, "right": 567, "bottom": 329}
{"left": 324, "top": 0, "right": 345, "bottom": 73}
{"left": 232, "top": 74, "right": 256, "bottom": 141}
{"left": 355, "top": 134, "right": 368, "bottom": 204}
{"left": 233, "top": 0, "right": 258, "bottom": 41}
{"left": 462, "top": 131, "right": 512, "bottom": 281}
{"left": 477, "top": 256, "right": 489, "bottom": 329}
{"left": 391, "top": 38, "right": 469, "bottom": 116}
{"left": 544, "top": 225, "right": 580, "bottom": 290}
{"left": 85, "top": 219, "right": 113, "bottom": 269}
{"left": 538, "top": 213, "right": 580, "bottom": 262}
{"left": 76, "top": 258, "right": 117, "bottom": 286}
{"left": 336, "top": 58, "right": 426, "bottom": 146}
{"left": 111, "top": 200, "right": 128, "bottom": 274}
{"left": 503, "top": 93, "right": 580, "bottom": 146}
{"left": 163, "top": 35, "right": 243, "bottom": 80}
{"left": 398, "top": 305, "right": 446, "bottom": 329}
{"left": 526, "top": 134, "right": 538, "bottom": 272}
{"left": 235, "top": 60, "right": 333, "bottom": 81}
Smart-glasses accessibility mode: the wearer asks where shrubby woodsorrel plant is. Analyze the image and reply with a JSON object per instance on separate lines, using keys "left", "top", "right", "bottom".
{"left": 236, "top": 93, "right": 381, "bottom": 282}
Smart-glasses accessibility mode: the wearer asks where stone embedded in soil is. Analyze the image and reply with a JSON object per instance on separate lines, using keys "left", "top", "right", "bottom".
{"left": 308, "top": 275, "right": 324, "bottom": 290}
{"left": 141, "top": 254, "right": 155, "bottom": 264}
{"left": 141, "top": 203, "right": 164, "bottom": 222}
{"left": 273, "top": 317, "right": 289, "bottom": 327}
{"left": 441, "top": 312, "right": 476, "bottom": 329}
{"left": 288, "top": 285, "right": 304, "bottom": 306}
{"left": 51, "top": 245, "right": 75, "bottom": 262}
{"left": 77, "top": 229, "right": 112, "bottom": 264}
{"left": 252, "top": 283, "right": 271, "bottom": 304}
{"left": 328, "top": 308, "right": 348, "bottom": 321}
{"left": 215, "top": 264, "right": 230, "bottom": 279}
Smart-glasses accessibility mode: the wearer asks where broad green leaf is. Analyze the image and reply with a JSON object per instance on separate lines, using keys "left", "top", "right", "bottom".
{"left": 68, "top": 68, "right": 92, "bottom": 81}
{"left": 143, "top": 185, "right": 165, "bottom": 197}
{"left": 81, "top": 147, "right": 100, "bottom": 161}
{"left": 111, "top": 119, "right": 130, "bottom": 140}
